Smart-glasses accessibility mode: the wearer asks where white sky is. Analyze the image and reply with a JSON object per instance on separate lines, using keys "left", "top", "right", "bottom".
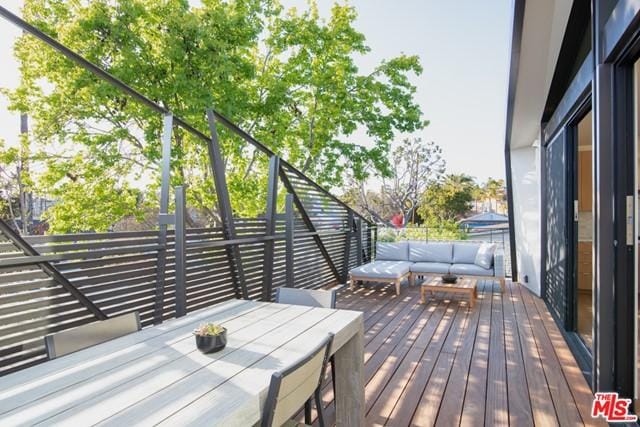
{"left": 0, "top": 0, "right": 512, "bottom": 182}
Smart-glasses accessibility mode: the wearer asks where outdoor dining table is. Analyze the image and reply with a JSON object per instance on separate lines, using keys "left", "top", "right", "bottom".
{"left": 0, "top": 299, "right": 365, "bottom": 426}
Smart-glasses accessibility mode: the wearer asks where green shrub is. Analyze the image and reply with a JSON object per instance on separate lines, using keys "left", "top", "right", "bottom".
{"left": 377, "top": 220, "right": 467, "bottom": 242}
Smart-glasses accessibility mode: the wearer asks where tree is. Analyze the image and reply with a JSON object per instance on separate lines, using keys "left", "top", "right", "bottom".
{"left": 381, "top": 138, "right": 445, "bottom": 225}
{"left": 417, "top": 173, "right": 475, "bottom": 222}
{"left": 345, "top": 138, "right": 445, "bottom": 225}
{"left": 470, "top": 182, "right": 483, "bottom": 212}
{"left": 0, "top": 138, "right": 31, "bottom": 232}
{"left": 341, "top": 181, "right": 394, "bottom": 224}
{"left": 4, "top": 0, "right": 427, "bottom": 233}
{"left": 483, "top": 177, "right": 505, "bottom": 212}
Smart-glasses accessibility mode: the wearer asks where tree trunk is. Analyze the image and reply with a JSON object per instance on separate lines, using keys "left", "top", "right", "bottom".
{"left": 17, "top": 113, "right": 32, "bottom": 235}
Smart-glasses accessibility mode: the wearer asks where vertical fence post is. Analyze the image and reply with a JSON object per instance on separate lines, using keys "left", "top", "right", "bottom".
{"left": 285, "top": 194, "right": 295, "bottom": 287}
{"left": 356, "top": 218, "right": 363, "bottom": 266}
{"left": 342, "top": 211, "right": 354, "bottom": 282}
{"left": 372, "top": 225, "right": 377, "bottom": 260}
{"left": 154, "top": 113, "right": 173, "bottom": 325}
{"left": 262, "top": 155, "right": 280, "bottom": 301}
{"left": 174, "top": 185, "right": 187, "bottom": 317}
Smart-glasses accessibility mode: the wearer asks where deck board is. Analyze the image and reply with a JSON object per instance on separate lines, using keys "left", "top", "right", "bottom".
{"left": 314, "top": 279, "right": 602, "bottom": 426}
{"left": 485, "top": 284, "right": 508, "bottom": 426}
{"left": 459, "top": 280, "right": 493, "bottom": 427}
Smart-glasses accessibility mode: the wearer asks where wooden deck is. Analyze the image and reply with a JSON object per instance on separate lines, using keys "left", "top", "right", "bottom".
{"left": 313, "top": 279, "right": 604, "bottom": 426}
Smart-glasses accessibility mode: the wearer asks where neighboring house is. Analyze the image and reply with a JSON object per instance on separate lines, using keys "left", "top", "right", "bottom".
{"left": 505, "top": 0, "right": 638, "bottom": 408}
{"left": 458, "top": 212, "right": 509, "bottom": 229}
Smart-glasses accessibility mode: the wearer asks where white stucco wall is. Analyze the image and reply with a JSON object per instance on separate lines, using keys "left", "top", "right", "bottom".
{"left": 511, "top": 144, "right": 542, "bottom": 296}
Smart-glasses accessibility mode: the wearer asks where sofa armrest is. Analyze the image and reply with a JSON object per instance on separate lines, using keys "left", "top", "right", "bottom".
{"left": 493, "top": 250, "right": 505, "bottom": 278}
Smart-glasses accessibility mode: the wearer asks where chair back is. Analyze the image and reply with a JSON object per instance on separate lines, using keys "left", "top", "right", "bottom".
{"left": 45, "top": 311, "right": 141, "bottom": 359}
{"left": 275, "top": 287, "right": 337, "bottom": 309}
{"left": 261, "top": 333, "right": 334, "bottom": 427}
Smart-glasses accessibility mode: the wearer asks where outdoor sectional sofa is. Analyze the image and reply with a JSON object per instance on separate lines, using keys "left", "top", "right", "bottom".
{"left": 349, "top": 241, "right": 505, "bottom": 296}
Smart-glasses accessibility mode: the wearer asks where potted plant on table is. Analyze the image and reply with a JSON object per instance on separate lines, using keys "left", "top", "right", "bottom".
{"left": 193, "top": 323, "right": 227, "bottom": 354}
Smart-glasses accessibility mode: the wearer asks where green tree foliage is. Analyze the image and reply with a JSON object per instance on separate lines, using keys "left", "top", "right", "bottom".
{"left": 377, "top": 223, "right": 466, "bottom": 242}
{"left": 482, "top": 177, "right": 506, "bottom": 212}
{"left": 418, "top": 173, "right": 475, "bottom": 222}
{"left": 0, "top": 138, "right": 29, "bottom": 229}
{"left": 3, "top": 0, "right": 426, "bottom": 233}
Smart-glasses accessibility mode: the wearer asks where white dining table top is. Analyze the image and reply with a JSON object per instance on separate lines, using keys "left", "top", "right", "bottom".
{"left": 0, "top": 299, "right": 363, "bottom": 426}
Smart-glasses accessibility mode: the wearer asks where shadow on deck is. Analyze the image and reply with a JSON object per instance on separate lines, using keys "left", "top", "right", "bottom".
{"left": 315, "top": 279, "right": 603, "bottom": 426}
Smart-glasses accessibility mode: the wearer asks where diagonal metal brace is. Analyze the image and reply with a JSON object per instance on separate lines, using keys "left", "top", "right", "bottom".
{"left": 0, "top": 218, "right": 107, "bottom": 320}
{"left": 206, "top": 110, "right": 249, "bottom": 300}
{"left": 278, "top": 166, "right": 341, "bottom": 283}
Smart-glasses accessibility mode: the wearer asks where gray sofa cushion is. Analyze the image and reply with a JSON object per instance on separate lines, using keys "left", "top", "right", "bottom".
{"left": 410, "top": 262, "right": 451, "bottom": 274}
{"left": 350, "top": 261, "right": 412, "bottom": 280}
{"left": 376, "top": 242, "right": 410, "bottom": 261}
{"left": 449, "top": 263, "right": 493, "bottom": 276}
{"left": 409, "top": 242, "right": 453, "bottom": 263}
{"left": 453, "top": 243, "right": 480, "bottom": 264}
{"left": 474, "top": 243, "right": 496, "bottom": 269}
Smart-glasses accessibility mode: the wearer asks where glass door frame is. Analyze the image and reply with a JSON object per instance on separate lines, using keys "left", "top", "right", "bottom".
{"left": 549, "top": 97, "right": 596, "bottom": 379}
{"left": 566, "top": 103, "right": 594, "bottom": 359}
{"left": 610, "top": 43, "right": 640, "bottom": 406}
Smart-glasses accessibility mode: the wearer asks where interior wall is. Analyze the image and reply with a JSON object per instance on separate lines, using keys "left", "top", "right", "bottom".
{"left": 577, "top": 111, "right": 593, "bottom": 292}
{"left": 511, "top": 144, "right": 542, "bottom": 295}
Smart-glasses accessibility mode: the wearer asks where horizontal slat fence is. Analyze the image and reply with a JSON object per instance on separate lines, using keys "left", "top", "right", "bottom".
{"left": 0, "top": 8, "right": 376, "bottom": 378}
{"left": 0, "top": 212, "right": 374, "bottom": 376}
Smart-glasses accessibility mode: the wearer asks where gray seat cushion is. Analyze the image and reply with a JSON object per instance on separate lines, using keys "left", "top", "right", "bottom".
{"left": 410, "top": 262, "right": 451, "bottom": 274}
{"left": 350, "top": 261, "right": 412, "bottom": 280}
{"left": 453, "top": 243, "right": 481, "bottom": 264}
{"left": 449, "top": 263, "right": 493, "bottom": 276}
{"left": 376, "top": 242, "right": 410, "bottom": 261}
{"left": 409, "top": 242, "right": 453, "bottom": 263}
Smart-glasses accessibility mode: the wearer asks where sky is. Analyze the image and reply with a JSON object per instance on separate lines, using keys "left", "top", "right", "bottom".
{"left": 0, "top": 0, "right": 513, "bottom": 182}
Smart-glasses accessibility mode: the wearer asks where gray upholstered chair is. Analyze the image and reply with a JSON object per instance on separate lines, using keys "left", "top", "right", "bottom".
{"left": 261, "top": 333, "right": 334, "bottom": 427}
{"left": 45, "top": 312, "right": 141, "bottom": 359}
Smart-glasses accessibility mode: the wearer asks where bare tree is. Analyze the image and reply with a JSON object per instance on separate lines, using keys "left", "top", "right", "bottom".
{"left": 381, "top": 138, "right": 445, "bottom": 225}
{"left": 342, "top": 181, "right": 394, "bottom": 225}
{"left": 344, "top": 138, "right": 445, "bottom": 225}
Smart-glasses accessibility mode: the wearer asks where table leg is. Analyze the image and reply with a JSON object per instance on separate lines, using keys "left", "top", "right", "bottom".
{"left": 334, "top": 319, "right": 365, "bottom": 426}
{"left": 420, "top": 286, "right": 426, "bottom": 304}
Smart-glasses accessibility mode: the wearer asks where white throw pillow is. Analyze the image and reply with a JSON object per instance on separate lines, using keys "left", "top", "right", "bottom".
{"left": 474, "top": 243, "right": 496, "bottom": 269}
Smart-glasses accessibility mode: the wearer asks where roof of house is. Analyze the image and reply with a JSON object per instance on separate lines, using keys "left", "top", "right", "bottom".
{"left": 459, "top": 212, "right": 509, "bottom": 224}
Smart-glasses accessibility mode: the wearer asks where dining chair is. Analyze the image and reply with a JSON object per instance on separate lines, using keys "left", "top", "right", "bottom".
{"left": 45, "top": 311, "right": 141, "bottom": 359}
{"left": 275, "top": 287, "right": 340, "bottom": 398}
{"left": 261, "top": 333, "right": 334, "bottom": 427}
{"left": 274, "top": 287, "right": 338, "bottom": 309}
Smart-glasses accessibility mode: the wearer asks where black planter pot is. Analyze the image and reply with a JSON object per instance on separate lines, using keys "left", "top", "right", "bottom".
{"left": 441, "top": 274, "right": 458, "bottom": 284}
{"left": 194, "top": 328, "right": 227, "bottom": 354}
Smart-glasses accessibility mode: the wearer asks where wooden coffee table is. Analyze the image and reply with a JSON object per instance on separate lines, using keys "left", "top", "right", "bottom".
{"left": 420, "top": 276, "right": 478, "bottom": 307}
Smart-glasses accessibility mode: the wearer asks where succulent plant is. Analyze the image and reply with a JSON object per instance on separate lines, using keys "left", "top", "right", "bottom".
{"left": 194, "top": 323, "right": 226, "bottom": 336}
